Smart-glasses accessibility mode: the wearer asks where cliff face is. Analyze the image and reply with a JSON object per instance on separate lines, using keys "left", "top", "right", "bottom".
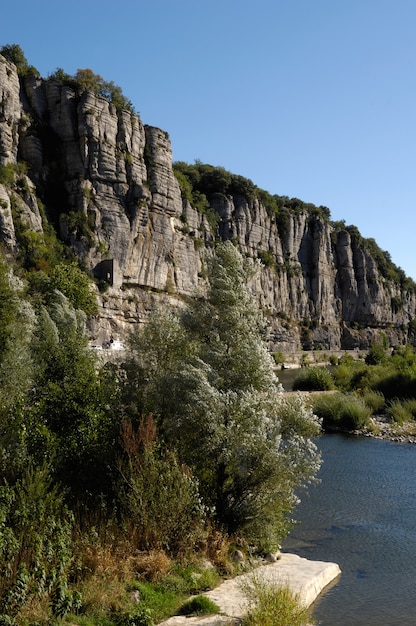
{"left": 1, "top": 54, "right": 415, "bottom": 353}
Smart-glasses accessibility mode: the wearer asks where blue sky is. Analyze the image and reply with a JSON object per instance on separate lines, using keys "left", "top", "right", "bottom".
{"left": 2, "top": 0, "right": 416, "bottom": 278}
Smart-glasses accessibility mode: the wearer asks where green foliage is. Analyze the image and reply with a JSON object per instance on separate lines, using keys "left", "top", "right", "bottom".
{"left": 293, "top": 366, "right": 335, "bottom": 391}
{"left": 257, "top": 188, "right": 280, "bottom": 216}
{"left": 0, "top": 163, "right": 18, "bottom": 186}
{"left": 173, "top": 162, "right": 218, "bottom": 231}
{"left": 273, "top": 351, "right": 285, "bottom": 365}
{"left": 365, "top": 340, "right": 388, "bottom": 365}
{"left": 112, "top": 606, "right": 154, "bottom": 626}
{"left": 49, "top": 260, "right": 98, "bottom": 314}
{"left": 0, "top": 465, "right": 74, "bottom": 618}
{"left": 331, "top": 359, "right": 363, "bottom": 390}
{"left": 258, "top": 249, "right": 276, "bottom": 269}
{"left": 361, "top": 389, "right": 385, "bottom": 414}
{"left": 30, "top": 293, "right": 116, "bottom": 501}
{"left": 385, "top": 398, "right": 416, "bottom": 424}
{"left": 312, "top": 392, "right": 371, "bottom": 430}
{"left": 242, "top": 578, "right": 311, "bottom": 626}
{"left": 127, "top": 242, "right": 321, "bottom": 549}
{"left": 0, "top": 256, "right": 18, "bottom": 363}
{"left": 128, "top": 564, "right": 218, "bottom": 625}
{"left": 0, "top": 44, "right": 38, "bottom": 76}
{"left": 178, "top": 595, "right": 220, "bottom": 616}
{"left": 118, "top": 416, "right": 206, "bottom": 555}
{"left": 49, "top": 67, "right": 135, "bottom": 112}
{"left": 173, "top": 162, "right": 331, "bottom": 242}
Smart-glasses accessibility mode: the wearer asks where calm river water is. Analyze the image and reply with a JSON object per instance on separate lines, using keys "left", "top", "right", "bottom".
{"left": 283, "top": 434, "right": 416, "bottom": 625}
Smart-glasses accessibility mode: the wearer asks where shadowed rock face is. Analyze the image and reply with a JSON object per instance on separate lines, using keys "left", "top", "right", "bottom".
{"left": 1, "top": 53, "right": 415, "bottom": 350}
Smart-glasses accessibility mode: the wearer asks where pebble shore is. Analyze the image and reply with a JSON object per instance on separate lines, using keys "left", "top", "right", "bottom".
{"left": 352, "top": 415, "right": 416, "bottom": 444}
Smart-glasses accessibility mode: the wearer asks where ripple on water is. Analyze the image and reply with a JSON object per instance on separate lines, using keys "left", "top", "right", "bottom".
{"left": 283, "top": 434, "right": 416, "bottom": 626}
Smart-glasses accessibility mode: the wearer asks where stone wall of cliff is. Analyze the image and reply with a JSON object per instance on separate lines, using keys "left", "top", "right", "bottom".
{"left": 1, "top": 53, "right": 415, "bottom": 353}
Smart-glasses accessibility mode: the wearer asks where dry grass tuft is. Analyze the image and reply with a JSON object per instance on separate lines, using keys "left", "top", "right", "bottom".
{"left": 130, "top": 550, "right": 172, "bottom": 582}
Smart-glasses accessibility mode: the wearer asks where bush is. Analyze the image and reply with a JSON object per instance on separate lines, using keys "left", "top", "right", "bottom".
{"left": 118, "top": 416, "right": 206, "bottom": 556}
{"left": 374, "top": 371, "right": 416, "bottom": 400}
{"left": 293, "top": 366, "right": 335, "bottom": 391}
{"left": 361, "top": 389, "right": 385, "bottom": 414}
{"left": 386, "top": 398, "right": 416, "bottom": 424}
{"left": 178, "top": 595, "right": 220, "bottom": 616}
{"left": 349, "top": 363, "right": 395, "bottom": 391}
{"left": 312, "top": 392, "right": 371, "bottom": 430}
{"left": 0, "top": 466, "right": 75, "bottom": 619}
{"left": 0, "top": 44, "right": 38, "bottom": 76}
{"left": 365, "top": 341, "right": 387, "bottom": 365}
{"left": 49, "top": 261, "right": 98, "bottom": 315}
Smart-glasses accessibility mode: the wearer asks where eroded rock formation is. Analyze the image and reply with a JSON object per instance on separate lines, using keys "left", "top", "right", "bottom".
{"left": 1, "top": 53, "right": 415, "bottom": 353}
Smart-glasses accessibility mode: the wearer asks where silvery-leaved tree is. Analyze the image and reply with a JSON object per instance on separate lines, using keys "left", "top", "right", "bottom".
{"left": 128, "top": 241, "right": 321, "bottom": 549}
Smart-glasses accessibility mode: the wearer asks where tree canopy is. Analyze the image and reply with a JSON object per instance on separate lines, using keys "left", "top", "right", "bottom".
{"left": 127, "top": 242, "right": 321, "bottom": 547}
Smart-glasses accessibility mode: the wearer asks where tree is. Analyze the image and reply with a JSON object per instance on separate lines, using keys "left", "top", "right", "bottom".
{"left": 0, "top": 44, "right": 38, "bottom": 76}
{"left": 29, "top": 292, "right": 116, "bottom": 502}
{"left": 49, "top": 261, "right": 98, "bottom": 315}
{"left": 0, "top": 256, "right": 18, "bottom": 362}
{"left": 365, "top": 340, "right": 387, "bottom": 365}
{"left": 128, "top": 242, "right": 321, "bottom": 548}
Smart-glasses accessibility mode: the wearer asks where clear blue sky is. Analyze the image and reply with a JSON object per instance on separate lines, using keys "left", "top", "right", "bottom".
{"left": 2, "top": 0, "right": 416, "bottom": 278}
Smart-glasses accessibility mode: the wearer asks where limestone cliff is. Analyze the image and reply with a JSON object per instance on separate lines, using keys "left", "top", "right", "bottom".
{"left": 1, "top": 53, "right": 415, "bottom": 353}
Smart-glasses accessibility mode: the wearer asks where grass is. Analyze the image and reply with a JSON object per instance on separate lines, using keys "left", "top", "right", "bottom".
{"left": 57, "top": 549, "right": 222, "bottom": 626}
{"left": 241, "top": 576, "right": 313, "bottom": 626}
{"left": 386, "top": 398, "right": 416, "bottom": 425}
{"left": 312, "top": 392, "right": 371, "bottom": 430}
{"left": 177, "top": 595, "right": 220, "bottom": 616}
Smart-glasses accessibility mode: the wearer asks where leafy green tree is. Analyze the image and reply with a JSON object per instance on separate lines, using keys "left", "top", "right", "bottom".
{"left": 0, "top": 256, "right": 18, "bottom": 362}
{"left": 0, "top": 465, "right": 76, "bottom": 619}
{"left": 30, "top": 292, "right": 116, "bottom": 501}
{"left": 0, "top": 43, "right": 38, "bottom": 76}
{"left": 49, "top": 67, "right": 135, "bottom": 112}
{"left": 0, "top": 265, "right": 37, "bottom": 483}
{"left": 49, "top": 261, "right": 98, "bottom": 315}
{"left": 128, "top": 242, "right": 321, "bottom": 548}
{"left": 365, "top": 340, "right": 387, "bottom": 365}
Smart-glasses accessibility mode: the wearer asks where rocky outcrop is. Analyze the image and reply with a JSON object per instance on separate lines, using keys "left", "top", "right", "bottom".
{"left": 1, "top": 53, "right": 416, "bottom": 352}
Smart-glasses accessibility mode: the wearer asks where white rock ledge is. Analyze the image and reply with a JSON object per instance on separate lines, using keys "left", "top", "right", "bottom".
{"left": 158, "top": 552, "right": 341, "bottom": 625}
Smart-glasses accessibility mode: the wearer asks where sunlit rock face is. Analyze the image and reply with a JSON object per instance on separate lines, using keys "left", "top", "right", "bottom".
{"left": 1, "top": 53, "right": 415, "bottom": 350}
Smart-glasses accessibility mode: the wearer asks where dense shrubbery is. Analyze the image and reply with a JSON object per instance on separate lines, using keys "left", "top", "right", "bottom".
{"left": 307, "top": 343, "right": 416, "bottom": 431}
{"left": 311, "top": 392, "right": 371, "bottom": 430}
{"left": 293, "top": 366, "right": 335, "bottom": 391}
{"left": 385, "top": 398, "right": 416, "bottom": 424}
{"left": 0, "top": 243, "right": 322, "bottom": 624}
{"left": 126, "top": 243, "right": 321, "bottom": 548}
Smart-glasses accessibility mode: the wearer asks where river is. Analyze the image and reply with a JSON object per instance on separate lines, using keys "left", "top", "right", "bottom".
{"left": 283, "top": 434, "right": 416, "bottom": 625}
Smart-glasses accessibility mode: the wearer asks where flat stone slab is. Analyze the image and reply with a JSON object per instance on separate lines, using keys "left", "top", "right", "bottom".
{"left": 158, "top": 552, "right": 341, "bottom": 625}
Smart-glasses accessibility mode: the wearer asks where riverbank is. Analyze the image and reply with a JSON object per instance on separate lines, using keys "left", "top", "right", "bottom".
{"left": 158, "top": 553, "right": 341, "bottom": 625}
{"left": 284, "top": 389, "right": 416, "bottom": 445}
{"left": 353, "top": 415, "right": 416, "bottom": 444}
